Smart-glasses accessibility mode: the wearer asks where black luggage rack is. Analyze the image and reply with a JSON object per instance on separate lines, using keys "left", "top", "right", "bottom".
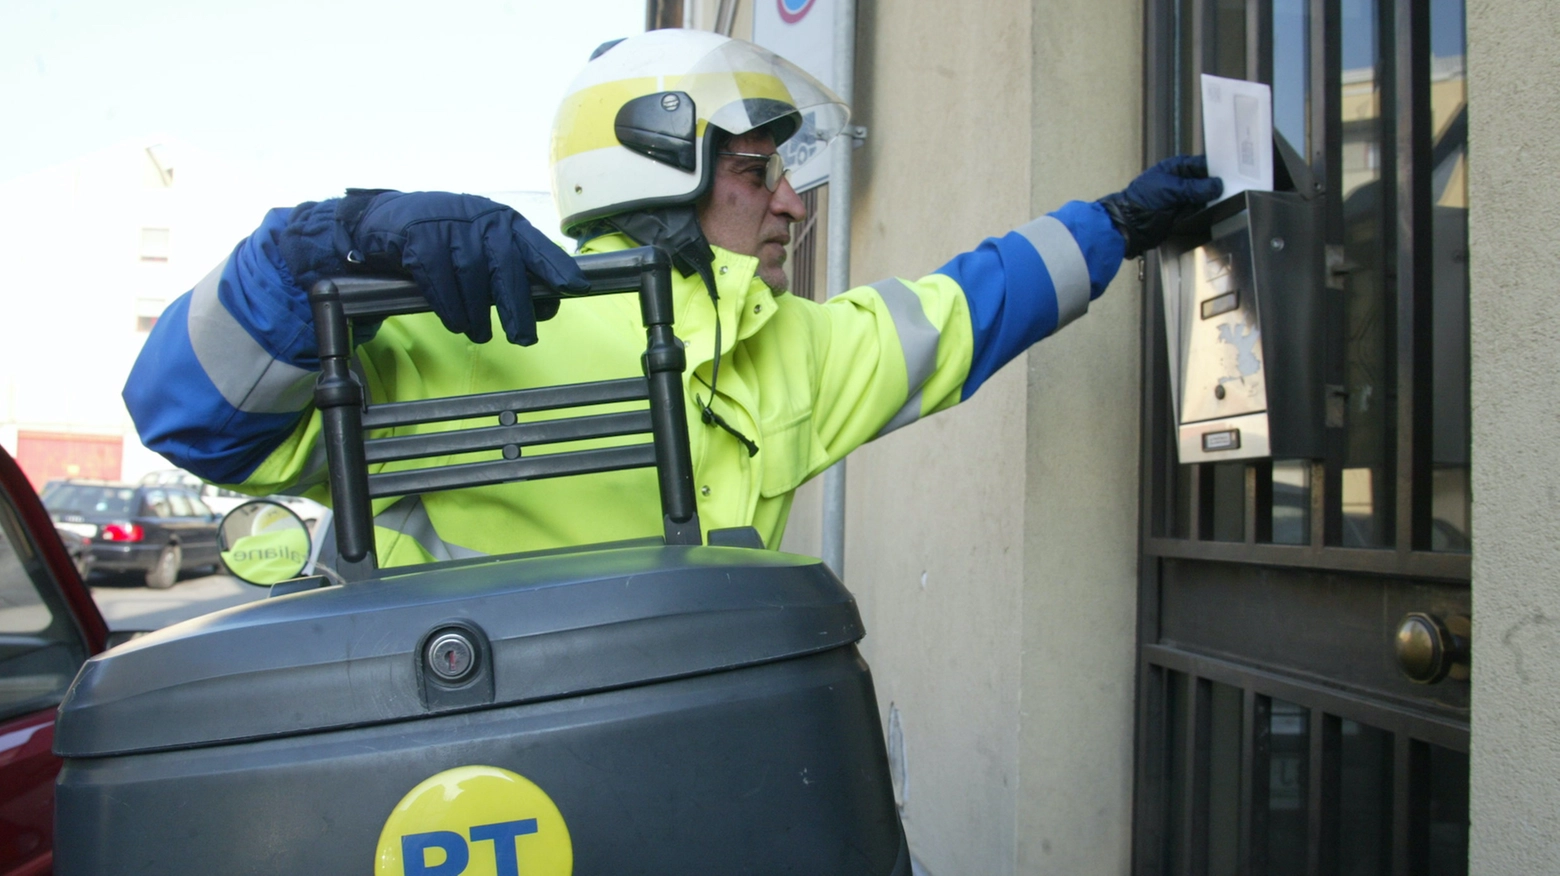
{"left": 308, "top": 245, "right": 701, "bottom": 578}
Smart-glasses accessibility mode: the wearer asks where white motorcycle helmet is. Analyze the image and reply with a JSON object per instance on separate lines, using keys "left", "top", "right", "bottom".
{"left": 549, "top": 29, "right": 850, "bottom": 241}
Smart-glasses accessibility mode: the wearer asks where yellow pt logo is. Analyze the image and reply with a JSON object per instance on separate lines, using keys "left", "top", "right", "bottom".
{"left": 376, "top": 765, "right": 572, "bottom": 876}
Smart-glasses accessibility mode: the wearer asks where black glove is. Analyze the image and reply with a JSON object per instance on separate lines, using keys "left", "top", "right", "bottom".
{"left": 1097, "top": 155, "right": 1224, "bottom": 259}
{"left": 280, "top": 190, "right": 589, "bottom": 346}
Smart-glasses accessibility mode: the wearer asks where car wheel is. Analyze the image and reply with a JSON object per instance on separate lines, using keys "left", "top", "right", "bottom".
{"left": 146, "top": 543, "right": 181, "bottom": 590}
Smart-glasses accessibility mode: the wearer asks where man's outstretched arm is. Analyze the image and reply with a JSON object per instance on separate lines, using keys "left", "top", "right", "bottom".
{"left": 947, "top": 154, "right": 1223, "bottom": 398}
{"left": 124, "top": 207, "right": 322, "bottom": 487}
{"left": 803, "top": 156, "right": 1221, "bottom": 466}
{"left": 123, "top": 192, "right": 587, "bottom": 490}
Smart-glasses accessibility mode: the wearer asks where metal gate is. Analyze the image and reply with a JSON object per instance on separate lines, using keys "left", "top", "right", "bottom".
{"left": 1134, "top": 0, "right": 1471, "bottom": 871}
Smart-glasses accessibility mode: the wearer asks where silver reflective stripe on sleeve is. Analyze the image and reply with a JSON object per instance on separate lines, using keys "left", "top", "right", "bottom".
{"left": 374, "top": 495, "right": 486, "bottom": 561}
{"left": 1014, "top": 215, "right": 1092, "bottom": 330}
{"left": 187, "top": 258, "right": 316, "bottom": 414}
{"left": 871, "top": 278, "right": 942, "bottom": 438}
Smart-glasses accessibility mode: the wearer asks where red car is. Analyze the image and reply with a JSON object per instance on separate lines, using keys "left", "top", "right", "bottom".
{"left": 0, "top": 448, "right": 109, "bottom": 876}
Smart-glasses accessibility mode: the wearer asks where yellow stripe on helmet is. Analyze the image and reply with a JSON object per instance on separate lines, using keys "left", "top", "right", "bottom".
{"left": 550, "top": 72, "right": 794, "bottom": 165}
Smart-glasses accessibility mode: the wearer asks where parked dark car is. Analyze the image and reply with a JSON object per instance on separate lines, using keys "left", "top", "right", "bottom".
{"left": 43, "top": 481, "right": 221, "bottom": 589}
{"left": 0, "top": 447, "right": 110, "bottom": 875}
{"left": 138, "top": 468, "right": 253, "bottom": 516}
{"left": 52, "top": 524, "right": 94, "bottom": 579}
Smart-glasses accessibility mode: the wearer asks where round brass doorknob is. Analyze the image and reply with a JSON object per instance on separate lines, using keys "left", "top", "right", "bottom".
{"left": 1394, "top": 612, "right": 1469, "bottom": 684}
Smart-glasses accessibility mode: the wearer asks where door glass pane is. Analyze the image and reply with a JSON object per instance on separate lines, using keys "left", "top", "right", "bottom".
{"left": 1176, "top": 0, "right": 1249, "bottom": 153}
{"left": 1267, "top": 699, "right": 1309, "bottom": 876}
{"left": 1210, "top": 0, "right": 1246, "bottom": 80}
{"left": 1429, "top": 0, "right": 1470, "bottom": 552}
{"left": 1270, "top": 459, "right": 1311, "bottom": 544}
{"left": 1207, "top": 683, "right": 1242, "bottom": 876}
{"left": 1339, "top": 720, "right": 1391, "bottom": 875}
{"left": 1273, "top": 0, "right": 1312, "bottom": 159}
{"left": 1427, "top": 744, "right": 1469, "bottom": 876}
{"left": 1338, "top": 0, "right": 1395, "bottom": 548}
{"left": 1211, "top": 462, "right": 1245, "bottom": 541}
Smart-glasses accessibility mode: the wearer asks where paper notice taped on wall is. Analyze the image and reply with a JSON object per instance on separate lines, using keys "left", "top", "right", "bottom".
{"left": 1201, "top": 74, "right": 1273, "bottom": 203}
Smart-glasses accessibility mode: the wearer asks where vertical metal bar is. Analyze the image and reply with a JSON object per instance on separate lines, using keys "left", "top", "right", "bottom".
{"left": 1306, "top": 712, "right": 1341, "bottom": 876}
{"left": 1243, "top": 464, "right": 1258, "bottom": 544}
{"left": 1244, "top": 0, "right": 1259, "bottom": 81}
{"left": 1144, "top": 246, "right": 1179, "bottom": 540}
{"left": 712, "top": 0, "right": 738, "bottom": 34}
{"left": 1181, "top": 676, "right": 1212, "bottom": 875}
{"left": 820, "top": 0, "right": 856, "bottom": 577}
{"left": 1135, "top": 0, "right": 1180, "bottom": 868}
{"left": 1238, "top": 688, "right": 1257, "bottom": 876}
{"left": 1312, "top": 0, "right": 1337, "bottom": 193}
{"left": 1394, "top": 0, "right": 1433, "bottom": 552}
{"left": 1190, "top": 0, "right": 1209, "bottom": 153}
{"left": 1369, "top": 0, "right": 1400, "bottom": 554}
{"left": 309, "top": 280, "right": 375, "bottom": 569}
{"left": 638, "top": 252, "right": 702, "bottom": 544}
{"left": 1317, "top": 0, "right": 1348, "bottom": 550}
{"left": 1188, "top": 463, "right": 1204, "bottom": 540}
{"left": 1250, "top": 0, "right": 1274, "bottom": 85}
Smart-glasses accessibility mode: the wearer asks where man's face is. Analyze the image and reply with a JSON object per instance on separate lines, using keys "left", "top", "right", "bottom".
{"left": 696, "top": 130, "right": 807, "bottom": 292}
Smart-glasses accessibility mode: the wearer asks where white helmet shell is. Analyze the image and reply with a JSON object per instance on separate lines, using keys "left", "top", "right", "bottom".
{"left": 549, "top": 29, "right": 849, "bottom": 238}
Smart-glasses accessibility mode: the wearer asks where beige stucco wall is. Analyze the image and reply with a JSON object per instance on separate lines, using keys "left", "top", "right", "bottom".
{"left": 1018, "top": 0, "right": 1143, "bottom": 871}
{"left": 840, "top": 0, "right": 1141, "bottom": 871}
{"left": 845, "top": 1, "right": 1033, "bottom": 872}
{"left": 1467, "top": 0, "right": 1560, "bottom": 872}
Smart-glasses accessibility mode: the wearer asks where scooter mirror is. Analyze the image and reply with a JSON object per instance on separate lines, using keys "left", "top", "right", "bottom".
{"left": 218, "top": 500, "right": 312, "bottom": 586}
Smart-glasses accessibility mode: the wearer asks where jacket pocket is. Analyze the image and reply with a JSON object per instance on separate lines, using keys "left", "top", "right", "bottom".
{"left": 758, "top": 412, "right": 822, "bottom": 498}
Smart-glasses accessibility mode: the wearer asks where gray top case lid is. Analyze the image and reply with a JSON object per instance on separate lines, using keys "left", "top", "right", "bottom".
{"left": 55, "top": 544, "right": 862, "bottom": 758}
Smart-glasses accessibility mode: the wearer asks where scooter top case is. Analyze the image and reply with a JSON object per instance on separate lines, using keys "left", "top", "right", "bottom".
{"left": 53, "top": 247, "right": 908, "bottom": 875}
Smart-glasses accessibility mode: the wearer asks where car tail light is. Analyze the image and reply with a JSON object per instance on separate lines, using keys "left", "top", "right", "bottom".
{"left": 102, "top": 523, "right": 144, "bottom": 542}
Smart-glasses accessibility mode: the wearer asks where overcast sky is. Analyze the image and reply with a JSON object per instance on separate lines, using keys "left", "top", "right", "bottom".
{"left": 0, "top": 0, "right": 645, "bottom": 202}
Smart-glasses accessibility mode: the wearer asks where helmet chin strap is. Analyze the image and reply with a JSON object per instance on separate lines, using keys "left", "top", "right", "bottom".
{"left": 606, "top": 207, "right": 711, "bottom": 279}
{"left": 606, "top": 207, "right": 760, "bottom": 458}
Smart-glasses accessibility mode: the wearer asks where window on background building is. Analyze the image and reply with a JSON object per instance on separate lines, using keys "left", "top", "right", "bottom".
{"left": 139, "top": 228, "right": 170, "bottom": 262}
{"left": 135, "top": 298, "right": 166, "bottom": 332}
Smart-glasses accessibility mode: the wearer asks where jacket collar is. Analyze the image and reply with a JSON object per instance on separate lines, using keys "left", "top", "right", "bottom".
{"left": 578, "top": 232, "right": 780, "bottom": 371}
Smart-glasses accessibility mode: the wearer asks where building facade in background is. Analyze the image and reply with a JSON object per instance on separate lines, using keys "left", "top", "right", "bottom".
{"left": 0, "top": 140, "right": 261, "bottom": 487}
{"left": 0, "top": 142, "right": 562, "bottom": 491}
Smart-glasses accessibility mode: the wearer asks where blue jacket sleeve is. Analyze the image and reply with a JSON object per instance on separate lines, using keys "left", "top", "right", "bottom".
{"left": 937, "top": 200, "right": 1126, "bottom": 398}
{"left": 122, "top": 207, "right": 322, "bottom": 484}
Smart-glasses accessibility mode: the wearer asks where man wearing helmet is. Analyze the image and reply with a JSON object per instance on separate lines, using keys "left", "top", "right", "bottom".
{"left": 124, "top": 30, "right": 1219, "bottom": 568}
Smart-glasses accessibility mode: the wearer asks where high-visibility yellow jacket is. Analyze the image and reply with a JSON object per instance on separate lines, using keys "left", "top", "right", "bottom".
{"left": 124, "top": 202, "right": 1124, "bottom": 566}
